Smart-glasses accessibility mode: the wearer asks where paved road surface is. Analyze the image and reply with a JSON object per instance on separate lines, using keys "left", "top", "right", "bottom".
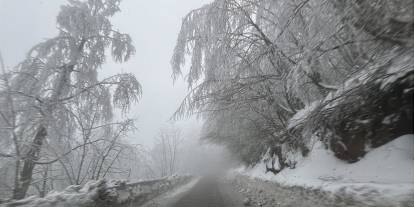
{"left": 171, "top": 177, "right": 242, "bottom": 207}
{"left": 142, "top": 176, "right": 244, "bottom": 207}
{"left": 142, "top": 175, "right": 412, "bottom": 207}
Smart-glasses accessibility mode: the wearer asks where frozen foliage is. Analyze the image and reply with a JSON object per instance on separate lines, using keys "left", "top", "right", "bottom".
{"left": 295, "top": 50, "right": 414, "bottom": 161}
{"left": 288, "top": 101, "right": 321, "bottom": 129}
{"left": 1, "top": 176, "right": 192, "bottom": 207}
{"left": 236, "top": 134, "right": 414, "bottom": 206}
{"left": 150, "top": 125, "right": 183, "bottom": 178}
{"left": 172, "top": 0, "right": 413, "bottom": 170}
{"left": 288, "top": 48, "right": 413, "bottom": 133}
{"left": 0, "top": 0, "right": 141, "bottom": 200}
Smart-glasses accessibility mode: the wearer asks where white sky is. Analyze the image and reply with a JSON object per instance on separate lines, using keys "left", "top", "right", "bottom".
{"left": 0, "top": 0, "right": 210, "bottom": 146}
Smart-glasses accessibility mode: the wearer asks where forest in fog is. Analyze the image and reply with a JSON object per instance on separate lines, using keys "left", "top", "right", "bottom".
{"left": 0, "top": 0, "right": 413, "bottom": 205}
{"left": 172, "top": 0, "right": 413, "bottom": 169}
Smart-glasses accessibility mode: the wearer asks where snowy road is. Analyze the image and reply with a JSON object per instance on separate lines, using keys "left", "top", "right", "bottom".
{"left": 141, "top": 176, "right": 245, "bottom": 207}
{"left": 140, "top": 175, "right": 413, "bottom": 207}
{"left": 171, "top": 177, "right": 244, "bottom": 207}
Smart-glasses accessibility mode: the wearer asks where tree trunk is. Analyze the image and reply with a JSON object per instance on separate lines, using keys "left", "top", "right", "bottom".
{"left": 40, "top": 166, "right": 49, "bottom": 198}
{"left": 12, "top": 125, "right": 47, "bottom": 200}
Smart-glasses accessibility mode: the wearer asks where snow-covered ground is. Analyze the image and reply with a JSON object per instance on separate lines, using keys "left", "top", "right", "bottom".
{"left": 234, "top": 134, "right": 414, "bottom": 205}
{"left": 0, "top": 176, "right": 193, "bottom": 207}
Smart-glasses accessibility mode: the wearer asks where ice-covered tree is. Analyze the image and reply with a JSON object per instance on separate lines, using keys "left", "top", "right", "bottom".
{"left": 172, "top": 0, "right": 413, "bottom": 168}
{"left": 0, "top": 0, "right": 141, "bottom": 199}
{"left": 150, "top": 125, "right": 183, "bottom": 177}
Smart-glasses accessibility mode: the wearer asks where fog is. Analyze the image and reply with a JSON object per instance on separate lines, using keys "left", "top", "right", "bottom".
{"left": 1, "top": 0, "right": 411, "bottom": 205}
{"left": 0, "top": 0, "right": 209, "bottom": 147}
{"left": 0, "top": 0, "right": 237, "bottom": 188}
{"left": 0, "top": 0, "right": 237, "bottom": 184}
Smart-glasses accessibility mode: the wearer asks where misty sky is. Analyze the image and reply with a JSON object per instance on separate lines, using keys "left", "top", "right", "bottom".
{"left": 0, "top": 0, "right": 210, "bottom": 146}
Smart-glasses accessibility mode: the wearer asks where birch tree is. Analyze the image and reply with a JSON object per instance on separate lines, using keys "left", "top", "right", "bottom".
{"left": 0, "top": 0, "right": 141, "bottom": 199}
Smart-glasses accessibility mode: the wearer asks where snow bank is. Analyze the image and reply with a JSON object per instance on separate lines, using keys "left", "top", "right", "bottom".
{"left": 236, "top": 134, "right": 414, "bottom": 203}
{"left": 1, "top": 176, "right": 193, "bottom": 207}
{"left": 0, "top": 180, "right": 105, "bottom": 207}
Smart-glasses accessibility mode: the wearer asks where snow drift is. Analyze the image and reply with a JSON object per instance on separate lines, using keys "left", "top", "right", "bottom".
{"left": 0, "top": 176, "right": 192, "bottom": 207}
{"left": 237, "top": 134, "right": 414, "bottom": 204}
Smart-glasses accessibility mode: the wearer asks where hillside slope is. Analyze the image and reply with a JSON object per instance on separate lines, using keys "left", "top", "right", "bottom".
{"left": 236, "top": 134, "right": 414, "bottom": 205}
